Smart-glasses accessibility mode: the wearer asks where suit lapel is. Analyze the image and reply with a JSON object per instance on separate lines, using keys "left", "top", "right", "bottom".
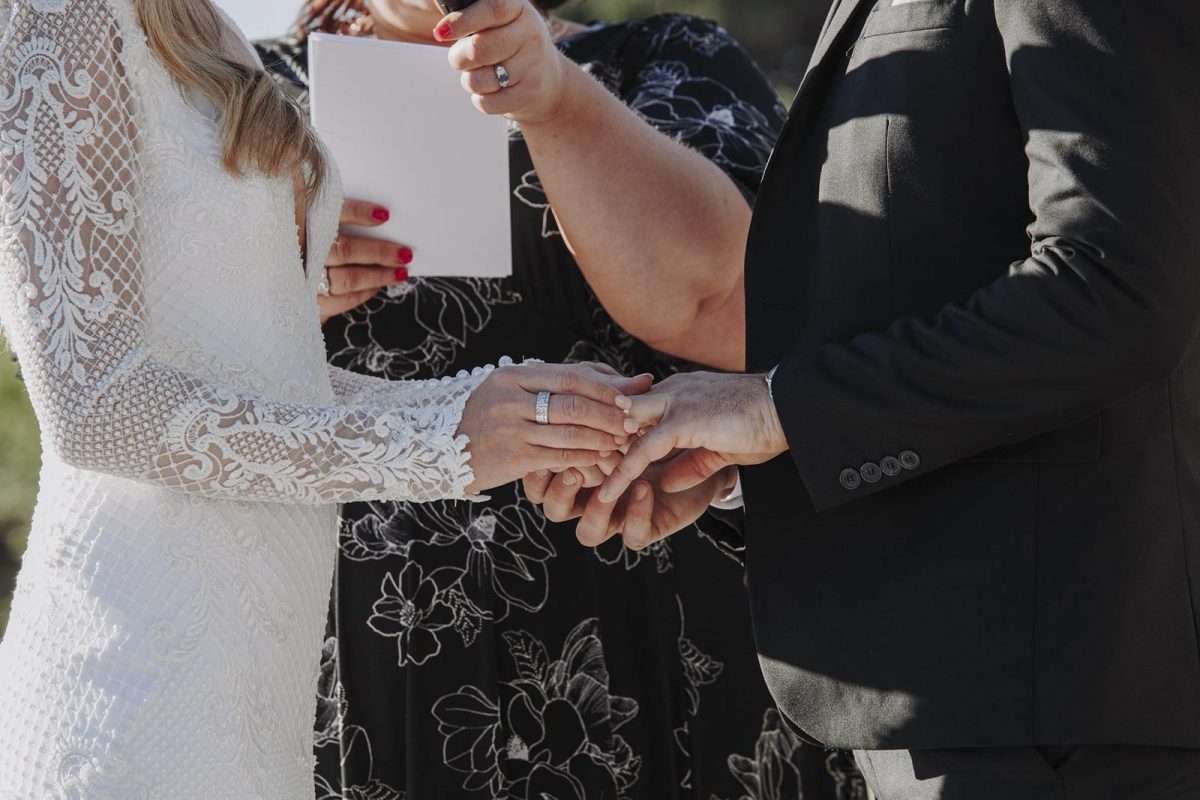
{"left": 792, "top": 0, "right": 872, "bottom": 108}
{"left": 747, "top": 0, "right": 872, "bottom": 300}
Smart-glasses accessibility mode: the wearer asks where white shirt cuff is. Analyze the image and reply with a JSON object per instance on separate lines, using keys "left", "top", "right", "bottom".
{"left": 710, "top": 471, "right": 745, "bottom": 510}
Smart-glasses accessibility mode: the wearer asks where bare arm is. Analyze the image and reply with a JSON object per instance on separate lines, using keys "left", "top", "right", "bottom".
{"left": 440, "top": 6, "right": 785, "bottom": 370}
{"left": 518, "top": 63, "right": 750, "bottom": 370}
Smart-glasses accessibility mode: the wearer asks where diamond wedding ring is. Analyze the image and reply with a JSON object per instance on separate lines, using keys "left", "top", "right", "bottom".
{"left": 495, "top": 63, "right": 511, "bottom": 90}
{"left": 317, "top": 267, "right": 332, "bottom": 297}
{"left": 534, "top": 391, "right": 551, "bottom": 425}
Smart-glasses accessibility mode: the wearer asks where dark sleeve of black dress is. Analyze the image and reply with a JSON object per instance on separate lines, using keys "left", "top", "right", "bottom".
{"left": 609, "top": 15, "right": 786, "bottom": 200}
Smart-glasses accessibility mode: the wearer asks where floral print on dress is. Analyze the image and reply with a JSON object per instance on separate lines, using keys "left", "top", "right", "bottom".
{"left": 368, "top": 562, "right": 458, "bottom": 666}
{"left": 317, "top": 724, "right": 408, "bottom": 800}
{"left": 352, "top": 490, "right": 556, "bottom": 656}
{"left": 721, "top": 711, "right": 871, "bottom": 800}
{"left": 327, "top": 278, "right": 522, "bottom": 381}
{"left": 433, "top": 620, "right": 642, "bottom": 799}
{"left": 675, "top": 597, "right": 726, "bottom": 789}
{"left": 723, "top": 709, "right": 808, "bottom": 800}
{"left": 256, "top": 13, "right": 865, "bottom": 800}
{"left": 629, "top": 60, "right": 782, "bottom": 177}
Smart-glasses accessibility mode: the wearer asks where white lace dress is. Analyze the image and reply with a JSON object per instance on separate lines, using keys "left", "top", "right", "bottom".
{"left": 0, "top": 1, "right": 495, "bottom": 796}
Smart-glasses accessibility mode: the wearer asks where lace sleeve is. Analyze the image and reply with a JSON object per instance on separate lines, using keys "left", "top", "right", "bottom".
{"left": 0, "top": 0, "right": 483, "bottom": 505}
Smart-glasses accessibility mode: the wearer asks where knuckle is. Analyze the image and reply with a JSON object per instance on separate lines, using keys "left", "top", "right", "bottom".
{"left": 558, "top": 369, "right": 580, "bottom": 394}
{"left": 493, "top": 366, "right": 518, "bottom": 386}
{"left": 350, "top": 199, "right": 372, "bottom": 223}
{"left": 464, "top": 35, "right": 483, "bottom": 64}
{"left": 376, "top": 241, "right": 395, "bottom": 266}
{"left": 477, "top": 93, "right": 506, "bottom": 115}
{"left": 328, "top": 269, "right": 348, "bottom": 295}
{"left": 561, "top": 395, "right": 583, "bottom": 421}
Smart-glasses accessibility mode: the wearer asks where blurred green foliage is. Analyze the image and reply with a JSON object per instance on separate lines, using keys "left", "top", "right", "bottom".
{"left": 0, "top": 350, "right": 40, "bottom": 636}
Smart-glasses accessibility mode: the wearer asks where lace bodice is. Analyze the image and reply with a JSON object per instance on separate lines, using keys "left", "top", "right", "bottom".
{"left": 0, "top": 0, "right": 486, "bottom": 506}
{"left": 0, "top": 0, "right": 506, "bottom": 795}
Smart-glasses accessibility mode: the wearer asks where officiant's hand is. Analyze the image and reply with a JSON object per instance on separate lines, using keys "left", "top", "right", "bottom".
{"left": 523, "top": 461, "right": 738, "bottom": 550}
{"left": 318, "top": 199, "right": 414, "bottom": 324}
{"left": 460, "top": 363, "right": 652, "bottom": 495}
{"left": 436, "top": 0, "right": 571, "bottom": 124}
{"left": 594, "top": 372, "right": 789, "bottom": 505}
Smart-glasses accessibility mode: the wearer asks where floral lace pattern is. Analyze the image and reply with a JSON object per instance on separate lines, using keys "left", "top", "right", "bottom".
{"left": 0, "top": 0, "right": 492, "bottom": 794}
{"left": 0, "top": 0, "right": 485, "bottom": 508}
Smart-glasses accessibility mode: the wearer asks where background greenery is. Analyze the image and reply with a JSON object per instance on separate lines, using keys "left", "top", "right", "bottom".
{"left": 0, "top": 0, "right": 830, "bottom": 636}
{"left": 0, "top": 352, "right": 40, "bottom": 635}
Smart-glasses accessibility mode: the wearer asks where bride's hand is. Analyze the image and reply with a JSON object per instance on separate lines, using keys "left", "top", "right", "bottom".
{"left": 459, "top": 363, "right": 652, "bottom": 495}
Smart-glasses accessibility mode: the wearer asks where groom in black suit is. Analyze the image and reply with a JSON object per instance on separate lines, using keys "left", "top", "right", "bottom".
{"left": 539, "top": 0, "right": 1200, "bottom": 796}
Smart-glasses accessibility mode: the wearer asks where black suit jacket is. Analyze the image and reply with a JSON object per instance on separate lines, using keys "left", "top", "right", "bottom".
{"left": 742, "top": 0, "right": 1200, "bottom": 749}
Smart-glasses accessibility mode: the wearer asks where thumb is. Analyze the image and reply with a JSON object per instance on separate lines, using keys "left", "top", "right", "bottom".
{"left": 660, "top": 449, "right": 734, "bottom": 494}
{"left": 625, "top": 392, "right": 669, "bottom": 430}
{"left": 609, "top": 373, "right": 654, "bottom": 398}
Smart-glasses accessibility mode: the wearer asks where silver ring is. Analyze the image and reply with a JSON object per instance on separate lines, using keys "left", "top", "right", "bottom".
{"left": 317, "top": 267, "right": 332, "bottom": 297}
{"left": 495, "top": 63, "right": 511, "bottom": 90}
{"left": 534, "top": 391, "right": 551, "bottom": 425}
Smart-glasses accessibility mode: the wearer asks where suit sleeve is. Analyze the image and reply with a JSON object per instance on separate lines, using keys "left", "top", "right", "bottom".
{"left": 771, "top": 1, "right": 1200, "bottom": 510}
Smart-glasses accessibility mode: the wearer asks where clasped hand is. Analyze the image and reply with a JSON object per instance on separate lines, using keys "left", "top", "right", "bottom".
{"left": 457, "top": 362, "right": 650, "bottom": 496}
{"left": 523, "top": 371, "right": 790, "bottom": 550}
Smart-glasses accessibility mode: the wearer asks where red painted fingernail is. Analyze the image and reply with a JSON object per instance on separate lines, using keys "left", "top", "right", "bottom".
{"left": 397, "top": 247, "right": 413, "bottom": 265}
{"left": 372, "top": 207, "right": 390, "bottom": 222}
{"left": 434, "top": 22, "right": 452, "bottom": 40}
{"left": 394, "top": 267, "right": 409, "bottom": 281}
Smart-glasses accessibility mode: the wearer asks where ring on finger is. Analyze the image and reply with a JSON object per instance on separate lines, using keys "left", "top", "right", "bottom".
{"left": 317, "top": 267, "right": 332, "bottom": 297}
{"left": 494, "top": 63, "right": 512, "bottom": 89}
{"left": 535, "top": 390, "right": 552, "bottom": 425}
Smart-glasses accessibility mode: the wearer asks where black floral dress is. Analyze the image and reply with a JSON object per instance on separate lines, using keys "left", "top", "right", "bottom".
{"left": 258, "top": 15, "right": 867, "bottom": 800}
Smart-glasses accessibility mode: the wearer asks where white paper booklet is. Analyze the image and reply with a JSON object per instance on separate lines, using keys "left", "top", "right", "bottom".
{"left": 310, "top": 34, "right": 513, "bottom": 278}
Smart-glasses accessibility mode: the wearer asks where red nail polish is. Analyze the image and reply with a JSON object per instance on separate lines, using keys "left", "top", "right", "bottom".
{"left": 397, "top": 247, "right": 413, "bottom": 265}
{"left": 434, "top": 22, "right": 452, "bottom": 40}
{"left": 394, "top": 267, "right": 409, "bottom": 282}
{"left": 372, "top": 207, "right": 390, "bottom": 222}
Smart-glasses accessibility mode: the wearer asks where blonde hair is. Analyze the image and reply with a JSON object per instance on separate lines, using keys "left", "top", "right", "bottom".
{"left": 134, "top": 0, "right": 326, "bottom": 200}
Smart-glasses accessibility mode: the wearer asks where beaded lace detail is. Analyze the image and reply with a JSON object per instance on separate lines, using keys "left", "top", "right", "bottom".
{"left": 0, "top": 0, "right": 497, "bottom": 795}
{"left": 0, "top": 0, "right": 484, "bottom": 506}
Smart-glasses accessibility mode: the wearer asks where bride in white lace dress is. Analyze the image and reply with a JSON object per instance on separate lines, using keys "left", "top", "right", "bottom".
{"left": 0, "top": 0, "right": 644, "bottom": 795}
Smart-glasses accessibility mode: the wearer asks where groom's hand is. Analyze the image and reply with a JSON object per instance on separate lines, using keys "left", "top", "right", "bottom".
{"left": 596, "top": 371, "right": 789, "bottom": 505}
{"left": 524, "top": 462, "right": 738, "bottom": 550}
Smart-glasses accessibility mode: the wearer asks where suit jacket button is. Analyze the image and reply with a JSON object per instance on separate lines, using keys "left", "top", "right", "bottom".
{"left": 899, "top": 450, "right": 921, "bottom": 470}
{"left": 839, "top": 468, "right": 862, "bottom": 490}
{"left": 860, "top": 462, "right": 882, "bottom": 483}
{"left": 880, "top": 456, "right": 902, "bottom": 477}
